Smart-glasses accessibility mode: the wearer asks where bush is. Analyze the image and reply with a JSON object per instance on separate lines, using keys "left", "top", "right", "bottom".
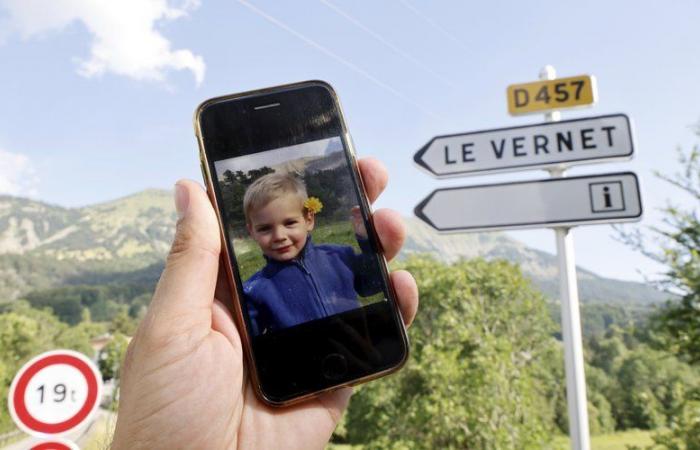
{"left": 343, "top": 257, "right": 560, "bottom": 449}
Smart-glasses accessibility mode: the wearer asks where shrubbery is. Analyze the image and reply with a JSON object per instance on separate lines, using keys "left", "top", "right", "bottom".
{"left": 343, "top": 257, "right": 561, "bottom": 448}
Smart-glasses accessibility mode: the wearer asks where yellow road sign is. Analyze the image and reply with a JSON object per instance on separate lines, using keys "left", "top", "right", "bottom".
{"left": 507, "top": 75, "right": 597, "bottom": 115}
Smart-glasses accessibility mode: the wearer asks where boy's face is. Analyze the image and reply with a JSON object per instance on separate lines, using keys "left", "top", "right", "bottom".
{"left": 247, "top": 193, "right": 315, "bottom": 262}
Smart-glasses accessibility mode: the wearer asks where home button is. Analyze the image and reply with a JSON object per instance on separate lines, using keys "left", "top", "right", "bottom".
{"left": 321, "top": 353, "right": 347, "bottom": 380}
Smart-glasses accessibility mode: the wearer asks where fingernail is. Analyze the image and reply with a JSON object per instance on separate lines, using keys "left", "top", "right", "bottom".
{"left": 174, "top": 182, "right": 189, "bottom": 219}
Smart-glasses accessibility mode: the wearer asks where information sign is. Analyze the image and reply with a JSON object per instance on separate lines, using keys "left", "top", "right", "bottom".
{"left": 414, "top": 172, "right": 642, "bottom": 232}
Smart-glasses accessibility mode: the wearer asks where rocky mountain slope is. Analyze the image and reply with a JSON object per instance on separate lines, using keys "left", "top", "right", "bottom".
{"left": 401, "top": 218, "right": 669, "bottom": 305}
{"left": 0, "top": 190, "right": 175, "bottom": 300}
{"left": 0, "top": 190, "right": 174, "bottom": 261}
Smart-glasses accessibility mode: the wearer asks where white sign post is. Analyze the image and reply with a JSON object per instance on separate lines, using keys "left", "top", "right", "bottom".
{"left": 540, "top": 65, "right": 591, "bottom": 450}
{"left": 413, "top": 65, "right": 643, "bottom": 450}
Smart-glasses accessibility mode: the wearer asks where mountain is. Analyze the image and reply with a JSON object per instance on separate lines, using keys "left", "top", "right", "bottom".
{"left": 0, "top": 190, "right": 174, "bottom": 261}
{"left": 269, "top": 150, "right": 346, "bottom": 175}
{"left": 0, "top": 191, "right": 669, "bottom": 306}
{"left": 304, "top": 150, "right": 345, "bottom": 173}
{"left": 401, "top": 218, "right": 670, "bottom": 306}
{"left": 269, "top": 156, "right": 317, "bottom": 174}
{"left": 0, "top": 190, "right": 176, "bottom": 300}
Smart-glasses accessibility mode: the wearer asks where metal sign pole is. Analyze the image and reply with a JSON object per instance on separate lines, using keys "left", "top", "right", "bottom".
{"left": 541, "top": 65, "right": 591, "bottom": 450}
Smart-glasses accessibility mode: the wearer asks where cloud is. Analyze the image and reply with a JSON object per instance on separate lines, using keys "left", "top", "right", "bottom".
{"left": 0, "top": 0, "right": 205, "bottom": 85}
{"left": 0, "top": 149, "right": 39, "bottom": 197}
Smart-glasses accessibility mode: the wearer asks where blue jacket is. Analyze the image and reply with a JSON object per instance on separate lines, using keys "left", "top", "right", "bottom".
{"left": 243, "top": 236, "right": 382, "bottom": 336}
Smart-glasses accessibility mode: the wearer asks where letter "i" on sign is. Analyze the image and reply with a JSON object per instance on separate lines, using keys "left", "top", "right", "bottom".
{"left": 589, "top": 182, "right": 625, "bottom": 213}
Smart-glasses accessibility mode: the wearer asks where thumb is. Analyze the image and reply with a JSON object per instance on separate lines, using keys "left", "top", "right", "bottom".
{"left": 147, "top": 180, "right": 221, "bottom": 334}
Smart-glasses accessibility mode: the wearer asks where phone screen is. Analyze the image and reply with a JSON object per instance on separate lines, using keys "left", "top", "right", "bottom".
{"left": 198, "top": 82, "right": 407, "bottom": 403}
{"left": 213, "top": 136, "right": 387, "bottom": 336}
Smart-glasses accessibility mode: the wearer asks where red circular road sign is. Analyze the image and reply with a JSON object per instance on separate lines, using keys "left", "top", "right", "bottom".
{"left": 8, "top": 350, "right": 103, "bottom": 437}
{"left": 30, "top": 438, "right": 79, "bottom": 450}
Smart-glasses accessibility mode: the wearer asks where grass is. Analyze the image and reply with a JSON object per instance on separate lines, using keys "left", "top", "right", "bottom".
{"left": 81, "top": 411, "right": 117, "bottom": 450}
{"left": 551, "top": 429, "right": 655, "bottom": 449}
{"left": 328, "top": 430, "right": 655, "bottom": 449}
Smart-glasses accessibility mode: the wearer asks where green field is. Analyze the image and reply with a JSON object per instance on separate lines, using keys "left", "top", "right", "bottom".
{"left": 328, "top": 430, "right": 655, "bottom": 450}
{"left": 551, "top": 430, "right": 654, "bottom": 449}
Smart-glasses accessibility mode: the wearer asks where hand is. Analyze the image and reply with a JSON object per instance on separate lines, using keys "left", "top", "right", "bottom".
{"left": 350, "top": 206, "right": 367, "bottom": 239}
{"left": 111, "top": 157, "right": 419, "bottom": 450}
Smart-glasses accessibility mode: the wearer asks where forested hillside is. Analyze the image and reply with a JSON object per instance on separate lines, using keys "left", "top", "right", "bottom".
{"left": 2, "top": 256, "right": 693, "bottom": 448}
{"left": 0, "top": 190, "right": 688, "bottom": 448}
{"left": 0, "top": 191, "right": 668, "bottom": 307}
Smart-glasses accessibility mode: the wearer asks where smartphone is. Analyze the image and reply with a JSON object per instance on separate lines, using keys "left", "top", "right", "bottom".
{"left": 193, "top": 80, "right": 409, "bottom": 406}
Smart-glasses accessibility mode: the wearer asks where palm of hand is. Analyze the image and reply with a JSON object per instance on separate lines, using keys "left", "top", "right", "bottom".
{"left": 112, "top": 158, "right": 417, "bottom": 450}
{"left": 115, "top": 296, "right": 343, "bottom": 449}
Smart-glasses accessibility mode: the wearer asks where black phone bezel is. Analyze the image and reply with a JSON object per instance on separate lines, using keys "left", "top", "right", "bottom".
{"left": 196, "top": 81, "right": 409, "bottom": 404}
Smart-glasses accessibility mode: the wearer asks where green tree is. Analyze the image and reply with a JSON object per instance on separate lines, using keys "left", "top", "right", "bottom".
{"left": 647, "top": 389, "right": 700, "bottom": 449}
{"left": 109, "top": 309, "right": 138, "bottom": 336}
{"left": 56, "top": 320, "right": 106, "bottom": 356}
{"left": 0, "top": 301, "right": 104, "bottom": 433}
{"left": 219, "top": 167, "right": 275, "bottom": 236}
{"left": 617, "top": 131, "right": 700, "bottom": 364}
{"left": 585, "top": 324, "right": 700, "bottom": 432}
{"left": 0, "top": 303, "right": 61, "bottom": 363}
{"left": 0, "top": 359, "right": 12, "bottom": 433}
{"left": 585, "top": 365, "right": 616, "bottom": 435}
{"left": 344, "top": 257, "right": 560, "bottom": 449}
{"left": 24, "top": 284, "right": 151, "bottom": 324}
{"left": 618, "top": 126, "right": 700, "bottom": 448}
{"left": 612, "top": 348, "right": 668, "bottom": 429}
{"left": 302, "top": 166, "right": 353, "bottom": 222}
{"left": 98, "top": 333, "right": 129, "bottom": 381}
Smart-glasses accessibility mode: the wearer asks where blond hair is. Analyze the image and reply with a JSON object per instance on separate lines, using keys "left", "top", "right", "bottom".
{"left": 243, "top": 173, "right": 308, "bottom": 223}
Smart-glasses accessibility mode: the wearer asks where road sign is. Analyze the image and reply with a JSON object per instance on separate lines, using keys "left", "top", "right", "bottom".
{"left": 8, "top": 350, "right": 103, "bottom": 437}
{"left": 414, "top": 172, "right": 642, "bottom": 232}
{"left": 414, "top": 114, "right": 633, "bottom": 178}
{"left": 30, "top": 438, "right": 79, "bottom": 450}
{"left": 507, "top": 75, "right": 597, "bottom": 115}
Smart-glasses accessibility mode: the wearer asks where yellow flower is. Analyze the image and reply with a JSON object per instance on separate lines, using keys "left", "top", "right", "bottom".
{"left": 304, "top": 197, "right": 323, "bottom": 214}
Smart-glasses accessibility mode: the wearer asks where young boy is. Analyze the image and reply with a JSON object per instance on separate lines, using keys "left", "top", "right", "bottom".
{"left": 241, "top": 173, "right": 382, "bottom": 336}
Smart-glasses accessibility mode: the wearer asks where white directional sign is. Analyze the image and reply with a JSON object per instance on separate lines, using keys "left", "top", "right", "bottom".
{"left": 414, "top": 172, "right": 642, "bottom": 232}
{"left": 413, "top": 114, "right": 633, "bottom": 178}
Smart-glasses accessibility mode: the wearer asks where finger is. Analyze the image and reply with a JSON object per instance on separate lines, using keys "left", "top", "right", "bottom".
{"left": 212, "top": 299, "right": 241, "bottom": 351}
{"left": 373, "top": 208, "right": 405, "bottom": 261}
{"left": 357, "top": 157, "right": 388, "bottom": 204}
{"left": 390, "top": 270, "right": 419, "bottom": 327}
{"left": 148, "top": 180, "right": 221, "bottom": 329}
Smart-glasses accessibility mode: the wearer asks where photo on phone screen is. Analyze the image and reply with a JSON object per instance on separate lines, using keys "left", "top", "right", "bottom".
{"left": 213, "top": 136, "right": 387, "bottom": 337}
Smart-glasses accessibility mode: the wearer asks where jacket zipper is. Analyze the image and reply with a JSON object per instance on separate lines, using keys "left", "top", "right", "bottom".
{"left": 297, "top": 259, "right": 328, "bottom": 316}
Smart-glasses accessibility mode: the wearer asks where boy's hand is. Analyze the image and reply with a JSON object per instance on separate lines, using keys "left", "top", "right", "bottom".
{"left": 350, "top": 205, "right": 368, "bottom": 239}
{"left": 112, "top": 157, "right": 418, "bottom": 450}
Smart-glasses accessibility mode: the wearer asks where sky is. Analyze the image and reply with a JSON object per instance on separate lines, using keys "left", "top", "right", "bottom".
{"left": 215, "top": 136, "right": 338, "bottom": 176}
{"left": 0, "top": 0, "right": 699, "bottom": 283}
